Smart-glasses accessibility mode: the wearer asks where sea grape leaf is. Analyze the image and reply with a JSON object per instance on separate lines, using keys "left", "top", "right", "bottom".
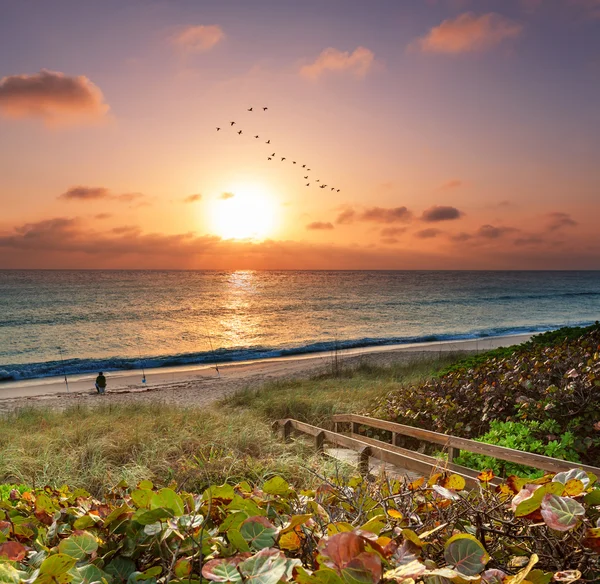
{"left": 440, "top": 474, "right": 466, "bottom": 491}
{"left": 105, "top": 557, "right": 136, "bottom": 582}
{"left": 432, "top": 485, "right": 460, "bottom": 501}
{"left": 219, "top": 511, "right": 248, "bottom": 533}
{"left": 327, "top": 522, "right": 354, "bottom": 536}
{"left": 238, "top": 549, "right": 287, "bottom": 584}
{"left": 72, "top": 515, "right": 98, "bottom": 530}
{"left": 318, "top": 532, "right": 365, "bottom": 571}
{"left": 384, "top": 560, "right": 427, "bottom": 581}
{"left": 131, "top": 489, "right": 153, "bottom": 509}
{"left": 0, "top": 564, "right": 27, "bottom": 584}
{"left": 526, "top": 569, "right": 553, "bottom": 584}
{"left": 584, "top": 489, "right": 600, "bottom": 505}
{"left": 552, "top": 570, "right": 582, "bottom": 582}
{"left": 481, "top": 569, "right": 507, "bottom": 584}
{"left": 359, "top": 516, "right": 386, "bottom": 534}
{"left": 342, "top": 552, "right": 382, "bottom": 584}
{"left": 202, "top": 557, "right": 244, "bottom": 583}
{"left": 203, "top": 484, "right": 235, "bottom": 503}
{"left": 58, "top": 532, "right": 98, "bottom": 560}
{"left": 0, "top": 541, "right": 27, "bottom": 561}
{"left": 228, "top": 528, "right": 251, "bottom": 552}
{"left": 103, "top": 504, "right": 133, "bottom": 528}
{"left": 70, "top": 564, "right": 113, "bottom": 584}
{"left": 477, "top": 470, "right": 495, "bottom": 483}
{"left": 133, "top": 508, "right": 172, "bottom": 525}
{"left": 137, "top": 480, "right": 153, "bottom": 490}
{"left": 563, "top": 479, "right": 584, "bottom": 497}
{"left": 513, "top": 483, "right": 563, "bottom": 517}
{"left": 240, "top": 517, "right": 278, "bottom": 551}
{"left": 280, "top": 514, "right": 312, "bottom": 534}
{"left": 150, "top": 489, "right": 184, "bottom": 516}
{"left": 174, "top": 558, "right": 192, "bottom": 579}
{"left": 553, "top": 469, "right": 590, "bottom": 489}
{"left": 540, "top": 494, "right": 585, "bottom": 531}
{"left": 443, "top": 534, "right": 490, "bottom": 576}
{"left": 261, "top": 476, "right": 290, "bottom": 496}
{"left": 279, "top": 531, "right": 301, "bottom": 551}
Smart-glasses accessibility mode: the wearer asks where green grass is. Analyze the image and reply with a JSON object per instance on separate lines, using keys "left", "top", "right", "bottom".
{"left": 0, "top": 354, "right": 458, "bottom": 495}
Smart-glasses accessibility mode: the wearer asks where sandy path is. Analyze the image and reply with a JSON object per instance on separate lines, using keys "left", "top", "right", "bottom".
{"left": 0, "top": 334, "right": 532, "bottom": 414}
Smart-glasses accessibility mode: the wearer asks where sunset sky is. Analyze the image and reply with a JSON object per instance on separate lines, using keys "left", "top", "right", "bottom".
{"left": 0, "top": 0, "right": 598, "bottom": 269}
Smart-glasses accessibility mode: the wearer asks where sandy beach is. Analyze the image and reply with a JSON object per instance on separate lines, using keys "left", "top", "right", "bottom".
{"left": 0, "top": 334, "right": 533, "bottom": 414}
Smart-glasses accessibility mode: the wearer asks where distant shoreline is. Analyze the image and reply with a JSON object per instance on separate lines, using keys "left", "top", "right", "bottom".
{"left": 0, "top": 333, "right": 533, "bottom": 405}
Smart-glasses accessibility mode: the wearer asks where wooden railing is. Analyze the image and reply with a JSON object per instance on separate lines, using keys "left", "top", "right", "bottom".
{"left": 332, "top": 414, "right": 600, "bottom": 476}
{"left": 274, "top": 419, "right": 493, "bottom": 487}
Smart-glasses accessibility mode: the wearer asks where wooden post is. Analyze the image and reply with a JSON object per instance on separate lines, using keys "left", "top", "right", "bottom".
{"left": 282, "top": 420, "right": 293, "bottom": 443}
{"left": 392, "top": 432, "right": 398, "bottom": 446}
{"left": 358, "top": 446, "right": 371, "bottom": 476}
{"left": 449, "top": 447, "right": 460, "bottom": 463}
{"left": 334, "top": 421, "right": 339, "bottom": 433}
{"left": 315, "top": 431, "right": 325, "bottom": 453}
{"left": 352, "top": 422, "right": 360, "bottom": 435}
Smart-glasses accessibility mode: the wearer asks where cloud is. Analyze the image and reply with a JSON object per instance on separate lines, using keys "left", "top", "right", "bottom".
{"left": 183, "top": 194, "right": 202, "bottom": 203}
{"left": 306, "top": 221, "right": 334, "bottom": 230}
{"left": 514, "top": 235, "right": 545, "bottom": 246}
{"left": 336, "top": 208, "right": 357, "bottom": 225}
{"left": 360, "top": 207, "right": 412, "bottom": 224}
{"left": 451, "top": 232, "right": 473, "bottom": 242}
{"left": 421, "top": 205, "right": 463, "bottom": 222}
{"left": 414, "top": 228, "right": 443, "bottom": 239}
{"left": 439, "top": 179, "right": 463, "bottom": 190}
{"left": 95, "top": 213, "right": 112, "bottom": 220}
{"left": 300, "top": 46, "right": 376, "bottom": 80}
{"left": 59, "top": 186, "right": 146, "bottom": 204}
{"left": 170, "top": 25, "right": 224, "bottom": 53}
{"left": 380, "top": 227, "right": 407, "bottom": 237}
{"left": 0, "top": 70, "right": 109, "bottom": 126}
{"left": 413, "top": 12, "right": 523, "bottom": 54}
{"left": 219, "top": 192, "right": 235, "bottom": 200}
{"left": 477, "top": 224, "right": 519, "bottom": 239}
{"left": 546, "top": 212, "right": 577, "bottom": 231}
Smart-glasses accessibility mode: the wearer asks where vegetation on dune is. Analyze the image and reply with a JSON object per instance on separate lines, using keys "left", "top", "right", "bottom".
{"left": 2, "top": 468, "right": 600, "bottom": 583}
{"left": 374, "top": 324, "right": 600, "bottom": 468}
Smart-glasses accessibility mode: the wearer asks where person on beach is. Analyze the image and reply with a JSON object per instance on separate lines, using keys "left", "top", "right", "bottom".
{"left": 95, "top": 372, "right": 107, "bottom": 394}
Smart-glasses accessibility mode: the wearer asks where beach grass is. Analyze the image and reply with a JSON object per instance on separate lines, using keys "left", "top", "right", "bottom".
{"left": 0, "top": 353, "right": 459, "bottom": 495}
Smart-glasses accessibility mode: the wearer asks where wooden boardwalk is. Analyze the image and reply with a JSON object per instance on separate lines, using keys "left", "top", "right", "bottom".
{"left": 275, "top": 414, "right": 600, "bottom": 483}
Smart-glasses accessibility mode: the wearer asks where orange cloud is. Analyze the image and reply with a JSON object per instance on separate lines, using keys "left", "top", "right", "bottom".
{"left": 438, "top": 179, "right": 463, "bottom": 190}
{"left": 59, "top": 186, "right": 146, "bottom": 204}
{"left": 219, "top": 192, "right": 235, "bottom": 200}
{"left": 300, "top": 46, "right": 376, "bottom": 80}
{"left": 183, "top": 194, "right": 202, "bottom": 203}
{"left": 415, "top": 228, "right": 443, "bottom": 239}
{"left": 421, "top": 205, "right": 463, "bottom": 222}
{"left": 171, "top": 25, "right": 225, "bottom": 53}
{"left": 414, "top": 12, "right": 523, "bottom": 54}
{"left": 545, "top": 212, "right": 577, "bottom": 231}
{"left": 380, "top": 227, "right": 407, "bottom": 237}
{"left": 306, "top": 221, "right": 334, "bottom": 230}
{"left": 0, "top": 70, "right": 109, "bottom": 126}
{"left": 336, "top": 206, "right": 413, "bottom": 224}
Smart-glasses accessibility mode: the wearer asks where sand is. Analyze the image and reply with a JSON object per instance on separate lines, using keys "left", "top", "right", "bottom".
{"left": 0, "top": 334, "right": 533, "bottom": 414}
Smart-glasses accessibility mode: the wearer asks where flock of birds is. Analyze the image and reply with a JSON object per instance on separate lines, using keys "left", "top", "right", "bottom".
{"left": 216, "top": 107, "right": 341, "bottom": 192}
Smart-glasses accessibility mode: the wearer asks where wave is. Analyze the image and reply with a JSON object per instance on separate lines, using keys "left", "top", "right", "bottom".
{"left": 0, "top": 321, "right": 596, "bottom": 383}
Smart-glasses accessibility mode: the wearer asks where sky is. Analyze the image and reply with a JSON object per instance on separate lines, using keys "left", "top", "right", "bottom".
{"left": 0, "top": 0, "right": 598, "bottom": 269}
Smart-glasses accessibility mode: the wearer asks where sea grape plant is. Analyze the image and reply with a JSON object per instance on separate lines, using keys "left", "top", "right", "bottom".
{"left": 1, "top": 467, "right": 600, "bottom": 583}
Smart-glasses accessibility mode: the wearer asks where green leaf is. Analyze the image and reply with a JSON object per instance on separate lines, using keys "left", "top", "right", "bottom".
{"left": 105, "top": 557, "right": 137, "bottom": 583}
{"left": 584, "top": 489, "right": 600, "bottom": 505}
{"left": 202, "top": 558, "right": 243, "bottom": 583}
{"left": 240, "top": 517, "right": 278, "bottom": 551}
{"left": 526, "top": 569, "right": 553, "bottom": 584}
{"left": 58, "top": 532, "right": 98, "bottom": 560}
{"left": 0, "top": 564, "right": 27, "bottom": 584}
{"left": 540, "top": 494, "right": 585, "bottom": 531}
{"left": 444, "top": 534, "right": 490, "bottom": 576}
{"left": 203, "top": 484, "right": 235, "bottom": 502}
{"left": 227, "top": 528, "right": 251, "bottom": 553}
{"left": 70, "top": 564, "right": 113, "bottom": 584}
{"left": 137, "top": 480, "right": 153, "bottom": 490}
{"left": 150, "top": 489, "right": 184, "bottom": 516}
{"left": 72, "top": 515, "right": 98, "bottom": 530}
{"left": 174, "top": 559, "right": 192, "bottom": 579}
{"left": 131, "top": 489, "right": 153, "bottom": 509}
{"left": 40, "top": 554, "right": 78, "bottom": 577}
{"left": 262, "top": 476, "right": 290, "bottom": 496}
{"left": 238, "top": 549, "right": 287, "bottom": 584}
{"left": 133, "top": 507, "right": 172, "bottom": 525}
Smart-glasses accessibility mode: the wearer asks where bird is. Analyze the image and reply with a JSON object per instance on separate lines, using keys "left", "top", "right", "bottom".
{"left": 331, "top": 187, "right": 335, "bottom": 191}
{"left": 302, "top": 165, "right": 306, "bottom": 168}
{"left": 307, "top": 168, "right": 311, "bottom": 171}
{"left": 230, "top": 122, "right": 236, "bottom": 126}
{"left": 268, "top": 157, "right": 272, "bottom": 161}
{"left": 306, "top": 183, "right": 310, "bottom": 186}
{"left": 281, "top": 157, "right": 286, "bottom": 161}
{"left": 304, "top": 176, "right": 308, "bottom": 179}
{"left": 216, "top": 127, "right": 221, "bottom": 131}
{"left": 316, "top": 179, "right": 320, "bottom": 182}
{"left": 293, "top": 161, "right": 297, "bottom": 164}
{"left": 271, "top": 153, "right": 275, "bottom": 157}
{"left": 248, "top": 107, "right": 253, "bottom": 112}
{"left": 263, "top": 107, "right": 268, "bottom": 111}
{"left": 323, "top": 184, "right": 327, "bottom": 188}
{"left": 238, "top": 130, "right": 243, "bottom": 135}
{"left": 266, "top": 139, "right": 271, "bottom": 144}
{"left": 254, "top": 135, "right": 259, "bottom": 139}
{"left": 320, "top": 185, "right": 326, "bottom": 189}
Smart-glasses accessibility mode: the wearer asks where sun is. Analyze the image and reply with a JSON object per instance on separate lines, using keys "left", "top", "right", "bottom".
{"left": 210, "top": 184, "right": 278, "bottom": 240}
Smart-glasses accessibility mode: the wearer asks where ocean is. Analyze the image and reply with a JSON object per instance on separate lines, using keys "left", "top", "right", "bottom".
{"left": 0, "top": 270, "right": 599, "bottom": 383}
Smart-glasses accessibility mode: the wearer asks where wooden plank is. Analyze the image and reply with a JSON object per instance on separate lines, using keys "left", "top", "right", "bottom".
{"left": 324, "top": 448, "right": 421, "bottom": 481}
{"left": 349, "top": 433, "right": 499, "bottom": 486}
{"left": 333, "top": 414, "right": 600, "bottom": 476}
{"left": 276, "top": 419, "right": 479, "bottom": 487}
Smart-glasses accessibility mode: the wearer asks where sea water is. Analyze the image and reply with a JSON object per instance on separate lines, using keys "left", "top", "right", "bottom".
{"left": 0, "top": 270, "right": 599, "bottom": 382}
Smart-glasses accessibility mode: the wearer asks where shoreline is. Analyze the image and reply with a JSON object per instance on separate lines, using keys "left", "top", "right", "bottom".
{"left": 0, "top": 333, "right": 533, "bottom": 410}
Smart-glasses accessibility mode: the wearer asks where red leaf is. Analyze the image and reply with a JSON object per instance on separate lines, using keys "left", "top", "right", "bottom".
{"left": 319, "top": 532, "right": 366, "bottom": 570}
{"left": 0, "top": 541, "right": 27, "bottom": 561}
